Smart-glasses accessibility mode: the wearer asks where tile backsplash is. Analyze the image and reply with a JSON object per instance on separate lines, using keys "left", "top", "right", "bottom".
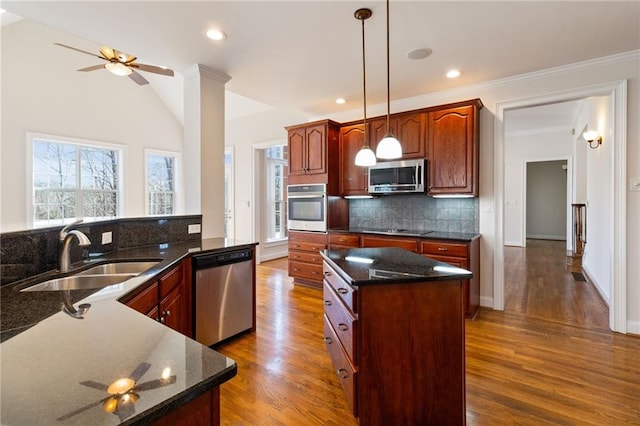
{"left": 0, "top": 215, "right": 202, "bottom": 286}
{"left": 349, "top": 195, "right": 479, "bottom": 233}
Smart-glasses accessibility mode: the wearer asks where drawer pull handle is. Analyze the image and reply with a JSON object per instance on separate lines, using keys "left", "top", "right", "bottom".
{"left": 438, "top": 247, "right": 448, "bottom": 251}
{"left": 324, "top": 300, "right": 332, "bottom": 306}
{"left": 337, "top": 368, "right": 349, "bottom": 379}
{"left": 338, "top": 323, "right": 349, "bottom": 332}
{"left": 324, "top": 271, "right": 331, "bottom": 276}
{"left": 337, "top": 288, "right": 348, "bottom": 295}
{"left": 324, "top": 337, "right": 333, "bottom": 344}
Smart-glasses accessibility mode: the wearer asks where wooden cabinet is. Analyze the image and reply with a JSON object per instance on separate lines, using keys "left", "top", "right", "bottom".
{"left": 123, "top": 258, "right": 192, "bottom": 337}
{"left": 286, "top": 120, "right": 341, "bottom": 193}
{"left": 339, "top": 124, "right": 369, "bottom": 196}
{"left": 322, "top": 260, "right": 465, "bottom": 424}
{"left": 421, "top": 238, "right": 480, "bottom": 318}
{"left": 288, "top": 231, "right": 327, "bottom": 287}
{"left": 361, "top": 234, "right": 419, "bottom": 252}
{"left": 329, "top": 233, "right": 360, "bottom": 249}
{"left": 427, "top": 99, "right": 482, "bottom": 196}
{"left": 150, "top": 387, "right": 220, "bottom": 426}
{"left": 369, "top": 112, "right": 426, "bottom": 160}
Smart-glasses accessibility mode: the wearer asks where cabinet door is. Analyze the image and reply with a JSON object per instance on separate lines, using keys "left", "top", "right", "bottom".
{"left": 361, "top": 235, "right": 419, "bottom": 252}
{"left": 305, "top": 124, "right": 327, "bottom": 175}
{"left": 428, "top": 105, "right": 477, "bottom": 195}
{"left": 368, "top": 117, "right": 395, "bottom": 153}
{"left": 396, "top": 112, "right": 426, "bottom": 158}
{"left": 160, "top": 287, "right": 188, "bottom": 335}
{"left": 339, "top": 124, "right": 368, "bottom": 196}
{"left": 288, "top": 127, "right": 306, "bottom": 176}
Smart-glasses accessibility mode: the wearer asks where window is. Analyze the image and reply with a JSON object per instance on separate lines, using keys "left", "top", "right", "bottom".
{"left": 146, "top": 150, "right": 179, "bottom": 216}
{"left": 265, "top": 145, "right": 288, "bottom": 240}
{"left": 32, "top": 136, "right": 121, "bottom": 226}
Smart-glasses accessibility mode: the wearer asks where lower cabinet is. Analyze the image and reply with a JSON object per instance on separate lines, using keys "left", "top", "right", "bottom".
{"left": 150, "top": 387, "right": 220, "bottom": 426}
{"left": 322, "top": 260, "right": 465, "bottom": 424}
{"left": 122, "top": 258, "right": 192, "bottom": 337}
{"left": 288, "top": 231, "right": 327, "bottom": 287}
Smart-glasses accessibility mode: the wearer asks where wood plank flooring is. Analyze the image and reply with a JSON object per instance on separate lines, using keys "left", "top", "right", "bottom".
{"left": 215, "top": 242, "right": 640, "bottom": 425}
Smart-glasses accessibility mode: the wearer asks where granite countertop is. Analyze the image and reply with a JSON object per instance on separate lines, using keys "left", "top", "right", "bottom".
{"left": 321, "top": 247, "right": 473, "bottom": 286}
{"left": 329, "top": 226, "right": 480, "bottom": 242}
{"left": 0, "top": 237, "right": 256, "bottom": 425}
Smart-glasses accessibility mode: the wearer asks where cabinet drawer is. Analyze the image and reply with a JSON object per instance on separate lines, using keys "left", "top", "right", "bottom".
{"left": 288, "top": 250, "right": 323, "bottom": 265}
{"left": 159, "top": 262, "right": 184, "bottom": 298}
{"left": 323, "top": 262, "right": 357, "bottom": 313}
{"left": 361, "top": 235, "right": 418, "bottom": 252}
{"left": 289, "top": 231, "right": 328, "bottom": 245}
{"left": 329, "top": 233, "right": 360, "bottom": 248}
{"left": 423, "top": 254, "right": 468, "bottom": 270}
{"left": 421, "top": 241, "right": 468, "bottom": 258}
{"left": 323, "top": 314, "right": 357, "bottom": 416}
{"left": 289, "top": 260, "right": 323, "bottom": 282}
{"left": 323, "top": 282, "right": 357, "bottom": 361}
{"left": 288, "top": 240, "right": 326, "bottom": 253}
{"left": 125, "top": 281, "right": 158, "bottom": 315}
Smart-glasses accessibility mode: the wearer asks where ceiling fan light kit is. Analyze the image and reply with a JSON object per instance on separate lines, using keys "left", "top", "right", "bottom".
{"left": 54, "top": 42, "right": 174, "bottom": 86}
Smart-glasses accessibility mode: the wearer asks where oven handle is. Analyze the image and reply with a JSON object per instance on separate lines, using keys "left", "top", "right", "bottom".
{"left": 288, "top": 194, "right": 326, "bottom": 199}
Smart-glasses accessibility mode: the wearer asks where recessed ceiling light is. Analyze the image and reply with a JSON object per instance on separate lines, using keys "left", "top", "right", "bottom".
{"left": 336, "top": 98, "right": 346, "bottom": 105}
{"left": 206, "top": 29, "right": 227, "bottom": 41}
{"left": 446, "top": 69, "right": 461, "bottom": 79}
{"left": 406, "top": 48, "right": 432, "bottom": 60}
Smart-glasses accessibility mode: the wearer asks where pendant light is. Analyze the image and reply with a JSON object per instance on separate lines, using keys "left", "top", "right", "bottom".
{"left": 376, "top": 0, "right": 402, "bottom": 160}
{"left": 354, "top": 8, "right": 376, "bottom": 167}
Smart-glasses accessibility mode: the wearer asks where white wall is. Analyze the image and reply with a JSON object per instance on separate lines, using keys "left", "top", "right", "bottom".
{"left": 526, "top": 160, "right": 568, "bottom": 240}
{"left": 504, "top": 128, "right": 572, "bottom": 246}
{"left": 1, "top": 20, "right": 183, "bottom": 232}
{"left": 582, "top": 96, "right": 614, "bottom": 303}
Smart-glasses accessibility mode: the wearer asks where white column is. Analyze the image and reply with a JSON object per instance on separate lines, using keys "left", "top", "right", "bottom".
{"left": 183, "top": 64, "right": 231, "bottom": 238}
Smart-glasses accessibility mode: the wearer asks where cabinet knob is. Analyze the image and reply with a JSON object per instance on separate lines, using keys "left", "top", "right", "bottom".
{"left": 163, "top": 310, "right": 171, "bottom": 317}
{"left": 160, "top": 317, "right": 165, "bottom": 324}
{"left": 338, "top": 323, "right": 349, "bottom": 332}
{"left": 337, "top": 288, "right": 348, "bottom": 295}
{"left": 336, "top": 368, "right": 349, "bottom": 379}
{"left": 324, "top": 336, "right": 333, "bottom": 344}
{"left": 324, "top": 300, "right": 332, "bottom": 306}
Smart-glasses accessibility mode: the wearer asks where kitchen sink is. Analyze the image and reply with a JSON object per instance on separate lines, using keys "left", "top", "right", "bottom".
{"left": 76, "top": 261, "right": 159, "bottom": 276}
{"left": 20, "top": 260, "right": 160, "bottom": 292}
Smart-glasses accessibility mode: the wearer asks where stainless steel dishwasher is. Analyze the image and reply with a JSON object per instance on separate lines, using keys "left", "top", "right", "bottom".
{"left": 192, "top": 247, "right": 255, "bottom": 346}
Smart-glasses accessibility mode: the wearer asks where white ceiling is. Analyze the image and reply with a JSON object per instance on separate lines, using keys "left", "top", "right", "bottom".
{"left": 2, "top": 1, "right": 639, "bottom": 124}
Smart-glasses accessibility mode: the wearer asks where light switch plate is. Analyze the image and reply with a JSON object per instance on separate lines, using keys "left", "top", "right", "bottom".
{"left": 188, "top": 224, "right": 201, "bottom": 234}
{"left": 630, "top": 177, "right": 640, "bottom": 192}
{"left": 101, "top": 231, "right": 112, "bottom": 245}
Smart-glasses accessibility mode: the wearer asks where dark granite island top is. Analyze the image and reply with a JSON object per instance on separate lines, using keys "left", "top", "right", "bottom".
{"left": 321, "top": 246, "right": 473, "bottom": 286}
{"left": 0, "top": 237, "right": 256, "bottom": 425}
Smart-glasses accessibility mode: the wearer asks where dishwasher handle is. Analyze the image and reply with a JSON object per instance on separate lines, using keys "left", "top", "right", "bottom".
{"left": 193, "top": 248, "right": 254, "bottom": 269}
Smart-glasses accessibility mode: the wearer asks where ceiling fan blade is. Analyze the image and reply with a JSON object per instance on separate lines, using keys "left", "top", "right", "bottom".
{"left": 56, "top": 397, "right": 110, "bottom": 421}
{"left": 130, "top": 63, "right": 174, "bottom": 77}
{"left": 99, "top": 46, "right": 116, "bottom": 60}
{"left": 79, "top": 380, "right": 108, "bottom": 391}
{"left": 116, "top": 399, "right": 136, "bottom": 423}
{"left": 128, "top": 70, "right": 149, "bottom": 85}
{"left": 134, "top": 376, "right": 177, "bottom": 392}
{"left": 129, "top": 362, "right": 151, "bottom": 381}
{"left": 77, "top": 64, "right": 106, "bottom": 72}
{"left": 54, "top": 42, "right": 105, "bottom": 60}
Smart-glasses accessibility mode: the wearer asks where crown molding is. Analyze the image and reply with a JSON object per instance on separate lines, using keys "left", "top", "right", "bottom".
{"left": 182, "top": 64, "right": 231, "bottom": 84}
{"left": 320, "top": 50, "right": 640, "bottom": 123}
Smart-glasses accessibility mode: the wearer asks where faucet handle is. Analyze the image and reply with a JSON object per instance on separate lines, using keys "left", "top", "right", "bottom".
{"left": 60, "top": 219, "right": 84, "bottom": 239}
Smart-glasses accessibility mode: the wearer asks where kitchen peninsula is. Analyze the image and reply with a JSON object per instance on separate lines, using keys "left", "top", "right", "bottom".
{"left": 321, "top": 247, "right": 472, "bottom": 425}
{"left": 1, "top": 232, "right": 257, "bottom": 425}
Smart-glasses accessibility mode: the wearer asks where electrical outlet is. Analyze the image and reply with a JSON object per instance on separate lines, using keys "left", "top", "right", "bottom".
{"left": 188, "top": 224, "right": 201, "bottom": 234}
{"left": 630, "top": 177, "right": 640, "bottom": 192}
{"left": 101, "top": 231, "right": 112, "bottom": 245}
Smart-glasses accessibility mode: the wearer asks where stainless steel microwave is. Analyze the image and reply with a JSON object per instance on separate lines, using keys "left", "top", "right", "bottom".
{"left": 368, "top": 159, "right": 425, "bottom": 194}
{"left": 287, "top": 184, "right": 327, "bottom": 232}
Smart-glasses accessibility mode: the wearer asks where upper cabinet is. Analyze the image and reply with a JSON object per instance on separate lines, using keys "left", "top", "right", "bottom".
{"left": 286, "top": 119, "right": 341, "bottom": 193}
{"left": 368, "top": 112, "right": 426, "bottom": 160}
{"left": 427, "top": 99, "right": 482, "bottom": 196}
{"left": 339, "top": 124, "right": 369, "bottom": 196}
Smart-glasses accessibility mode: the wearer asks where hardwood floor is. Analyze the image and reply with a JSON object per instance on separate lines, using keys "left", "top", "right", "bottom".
{"left": 215, "top": 246, "right": 640, "bottom": 425}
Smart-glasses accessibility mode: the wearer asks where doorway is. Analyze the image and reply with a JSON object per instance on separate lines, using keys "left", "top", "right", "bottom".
{"left": 525, "top": 160, "right": 569, "bottom": 244}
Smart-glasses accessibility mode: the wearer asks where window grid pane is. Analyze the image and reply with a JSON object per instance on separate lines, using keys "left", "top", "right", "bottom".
{"left": 147, "top": 153, "right": 176, "bottom": 215}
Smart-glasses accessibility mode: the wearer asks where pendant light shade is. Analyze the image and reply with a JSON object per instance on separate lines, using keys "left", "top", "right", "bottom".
{"left": 376, "top": 0, "right": 402, "bottom": 160}
{"left": 354, "top": 8, "right": 376, "bottom": 167}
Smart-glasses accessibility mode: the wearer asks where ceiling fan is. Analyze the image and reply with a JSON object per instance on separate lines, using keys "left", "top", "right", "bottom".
{"left": 54, "top": 42, "right": 174, "bottom": 85}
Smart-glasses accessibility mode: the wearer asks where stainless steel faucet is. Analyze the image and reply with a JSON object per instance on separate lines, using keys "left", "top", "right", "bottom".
{"left": 58, "top": 219, "right": 91, "bottom": 273}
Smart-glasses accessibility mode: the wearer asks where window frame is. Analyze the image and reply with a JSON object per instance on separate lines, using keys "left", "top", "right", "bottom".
{"left": 27, "top": 132, "right": 125, "bottom": 227}
{"left": 265, "top": 145, "right": 288, "bottom": 242}
{"left": 144, "top": 148, "right": 181, "bottom": 216}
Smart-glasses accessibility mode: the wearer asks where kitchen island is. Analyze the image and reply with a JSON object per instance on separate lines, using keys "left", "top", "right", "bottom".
{"left": 0, "top": 238, "right": 255, "bottom": 425}
{"left": 321, "top": 247, "right": 472, "bottom": 425}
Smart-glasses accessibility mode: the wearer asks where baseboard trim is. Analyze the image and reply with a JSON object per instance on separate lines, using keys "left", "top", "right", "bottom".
{"left": 260, "top": 252, "right": 288, "bottom": 263}
{"left": 504, "top": 241, "right": 524, "bottom": 247}
{"left": 480, "top": 296, "right": 495, "bottom": 309}
{"left": 581, "top": 266, "right": 611, "bottom": 307}
{"left": 626, "top": 320, "right": 640, "bottom": 336}
{"left": 526, "top": 234, "right": 566, "bottom": 241}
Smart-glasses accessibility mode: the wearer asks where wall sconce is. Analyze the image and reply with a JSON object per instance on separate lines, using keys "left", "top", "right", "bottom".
{"left": 582, "top": 130, "right": 602, "bottom": 149}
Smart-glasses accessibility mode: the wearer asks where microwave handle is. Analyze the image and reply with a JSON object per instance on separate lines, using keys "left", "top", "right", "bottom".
{"left": 417, "top": 164, "right": 422, "bottom": 185}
